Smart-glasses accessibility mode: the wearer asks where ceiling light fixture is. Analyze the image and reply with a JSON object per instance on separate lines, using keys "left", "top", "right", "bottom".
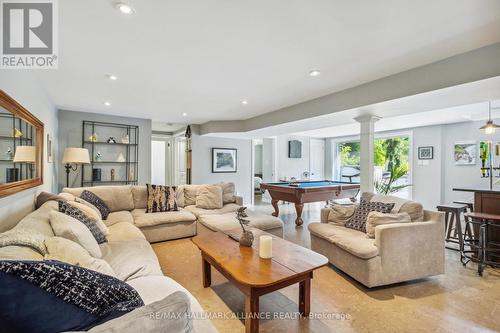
{"left": 480, "top": 101, "right": 500, "bottom": 135}
{"left": 107, "top": 74, "right": 118, "bottom": 81}
{"left": 104, "top": 102, "right": 111, "bottom": 106}
{"left": 309, "top": 70, "right": 321, "bottom": 77}
{"left": 182, "top": 112, "right": 188, "bottom": 117}
{"left": 241, "top": 100, "right": 248, "bottom": 105}
{"left": 115, "top": 2, "right": 135, "bottom": 15}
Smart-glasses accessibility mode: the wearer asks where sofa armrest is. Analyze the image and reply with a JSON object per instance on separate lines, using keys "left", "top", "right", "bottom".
{"left": 374, "top": 211, "right": 445, "bottom": 273}
{"left": 320, "top": 208, "right": 331, "bottom": 223}
{"left": 234, "top": 195, "right": 243, "bottom": 206}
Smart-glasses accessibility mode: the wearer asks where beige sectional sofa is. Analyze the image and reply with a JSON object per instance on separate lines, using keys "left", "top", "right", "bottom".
{"left": 62, "top": 184, "right": 245, "bottom": 243}
{"left": 308, "top": 192, "right": 445, "bottom": 288}
{"left": 0, "top": 200, "right": 217, "bottom": 332}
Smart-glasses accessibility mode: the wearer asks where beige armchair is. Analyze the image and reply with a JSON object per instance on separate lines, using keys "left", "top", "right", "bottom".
{"left": 309, "top": 193, "right": 445, "bottom": 288}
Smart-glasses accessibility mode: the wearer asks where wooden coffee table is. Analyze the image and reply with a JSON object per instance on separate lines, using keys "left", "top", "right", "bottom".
{"left": 192, "top": 228, "right": 328, "bottom": 333}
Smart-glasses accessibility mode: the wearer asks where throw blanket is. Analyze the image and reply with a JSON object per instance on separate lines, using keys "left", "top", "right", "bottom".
{"left": 0, "top": 229, "right": 47, "bottom": 255}
{"left": 370, "top": 194, "right": 407, "bottom": 213}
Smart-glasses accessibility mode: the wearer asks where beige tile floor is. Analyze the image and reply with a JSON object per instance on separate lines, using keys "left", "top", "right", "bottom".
{"left": 152, "top": 198, "right": 500, "bottom": 333}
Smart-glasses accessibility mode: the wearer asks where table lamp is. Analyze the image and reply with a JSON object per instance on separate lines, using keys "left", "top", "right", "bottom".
{"left": 62, "top": 148, "right": 90, "bottom": 187}
{"left": 13, "top": 146, "right": 36, "bottom": 179}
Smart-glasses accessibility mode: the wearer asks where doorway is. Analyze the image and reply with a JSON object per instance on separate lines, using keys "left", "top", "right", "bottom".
{"left": 151, "top": 134, "right": 173, "bottom": 185}
{"left": 310, "top": 139, "right": 325, "bottom": 180}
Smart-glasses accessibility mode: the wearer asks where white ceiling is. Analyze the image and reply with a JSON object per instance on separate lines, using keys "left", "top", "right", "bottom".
{"left": 33, "top": 0, "right": 500, "bottom": 125}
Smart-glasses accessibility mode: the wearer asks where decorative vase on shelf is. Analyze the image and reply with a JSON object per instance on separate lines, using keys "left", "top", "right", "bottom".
{"left": 95, "top": 152, "right": 102, "bottom": 162}
{"left": 88, "top": 133, "right": 98, "bottom": 142}
{"left": 107, "top": 137, "right": 116, "bottom": 144}
{"left": 13, "top": 128, "right": 23, "bottom": 138}
{"left": 110, "top": 168, "right": 115, "bottom": 181}
{"left": 5, "top": 147, "right": 13, "bottom": 160}
{"left": 116, "top": 152, "right": 126, "bottom": 162}
{"left": 121, "top": 134, "right": 129, "bottom": 144}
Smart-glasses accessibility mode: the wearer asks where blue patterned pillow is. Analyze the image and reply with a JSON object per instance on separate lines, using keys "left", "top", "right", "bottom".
{"left": 80, "top": 190, "right": 111, "bottom": 220}
{"left": 0, "top": 260, "right": 144, "bottom": 333}
{"left": 345, "top": 198, "right": 395, "bottom": 232}
{"left": 58, "top": 200, "right": 107, "bottom": 244}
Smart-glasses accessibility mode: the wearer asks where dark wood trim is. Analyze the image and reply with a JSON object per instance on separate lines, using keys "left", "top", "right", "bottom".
{"left": 0, "top": 90, "right": 44, "bottom": 198}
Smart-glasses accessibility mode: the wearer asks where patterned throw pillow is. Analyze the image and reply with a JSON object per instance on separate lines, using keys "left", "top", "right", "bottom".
{"left": 345, "top": 198, "right": 395, "bottom": 232}
{"left": 80, "top": 190, "right": 111, "bottom": 220}
{"left": 146, "top": 184, "right": 178, "bottom": 213}
{"left": 0, "top": 260, "right": 144, "bottom": 333}
{"left": 59, "top": 201, "right": 107, "bottom": 244}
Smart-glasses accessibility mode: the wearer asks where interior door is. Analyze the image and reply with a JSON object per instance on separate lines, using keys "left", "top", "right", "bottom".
{"left": 310, "top": 139, "right": 325, "bottom": 180}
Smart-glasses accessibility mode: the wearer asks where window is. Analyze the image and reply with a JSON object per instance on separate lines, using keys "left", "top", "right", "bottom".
{"left": 335, "top": 134, "right": 411, "bottom": 198}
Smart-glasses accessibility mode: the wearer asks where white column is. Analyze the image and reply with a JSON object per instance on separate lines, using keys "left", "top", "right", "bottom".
{"left": 354, "top": 115, "right": 381, "bottom": 194}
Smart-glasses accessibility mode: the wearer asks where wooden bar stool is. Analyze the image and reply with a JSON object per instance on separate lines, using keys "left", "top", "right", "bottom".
{"left": 464, "top": 212, "right": 500, "bottom": 276}
{"left": 453, "top": 201, "right": 475, "bottom": 240}
{"left": 436, "top": 204, "right": 468, "bottom": 258}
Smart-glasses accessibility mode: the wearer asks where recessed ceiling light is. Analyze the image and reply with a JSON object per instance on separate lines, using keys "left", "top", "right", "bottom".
{"left": 106, "top": 74, "right": 118, "bottom": 81}
{"left": 115, "top": 2, "right": 135, "bottom": 15}
{"left": 104, "top": 102, "right": 111, "bottom": 106}
{"left": 309, "top": 70, "right": 321, "bottom": 77}
{"left": 182, "top": 112, "right": 188, "bottom": 117}
{"left": 241, "top": 100, "right": 248, "bottom": 105}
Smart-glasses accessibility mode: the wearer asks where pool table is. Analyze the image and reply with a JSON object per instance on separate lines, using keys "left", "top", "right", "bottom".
{"left": 260, "top": 180, "right": 360, "bottom": 226}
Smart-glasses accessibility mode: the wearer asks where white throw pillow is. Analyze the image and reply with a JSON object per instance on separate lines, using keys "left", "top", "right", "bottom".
{"left": 365, "top": 211, "right": 411, "bottom": 238}
{"left": 218, "top": 182, "right": 236, "bottom": 204}
{"left": 327, "top": 203, "right": 357, "bottom": 226}
{"left": 68, "top": 201, "right": 109, "bottom": 236}
{"left": 195, "top": 185, "right": 223, "bottom": 209}
{"left": 49, "top": 211, "right": 102, "bottom": 258}
{"left": 44, "top": 236, "right": 116, "bottom": 277}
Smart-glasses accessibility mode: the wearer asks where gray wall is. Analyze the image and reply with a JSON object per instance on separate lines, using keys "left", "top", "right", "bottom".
{"left": 0, "top": 72, "right": 58, "bottom": 232}
{"left": 58, "top": 110, "right": 152, "bottom": 191}
{"left": 191, "top": 133, "right": 253, "bottom": 204}
{"left": 276, "top": 135, "right": 310, "bottom": 180}
{"left": 254, "top": 144, "right": 263, "bottom": 175}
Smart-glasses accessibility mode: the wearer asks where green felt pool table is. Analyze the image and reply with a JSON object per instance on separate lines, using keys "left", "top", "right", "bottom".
{"left": 260, "top": 180, "right": 360, "bottom": 226}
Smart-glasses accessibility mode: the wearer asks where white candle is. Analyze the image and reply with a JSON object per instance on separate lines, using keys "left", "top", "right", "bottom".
{"left": 259, "top": 235, "right": 272, "bottom": 259}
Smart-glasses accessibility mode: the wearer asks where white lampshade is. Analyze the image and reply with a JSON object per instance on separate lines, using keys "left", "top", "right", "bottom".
{"left": 13, "top": 146, "right": 36, "bottom": 163}
{"left": 62, "top": 148, "right": 90, "bottom": 164}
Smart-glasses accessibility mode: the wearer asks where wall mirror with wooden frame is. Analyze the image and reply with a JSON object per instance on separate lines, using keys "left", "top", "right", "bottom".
{"left": 0, "top": 90, "right": 44, "bottom": 198}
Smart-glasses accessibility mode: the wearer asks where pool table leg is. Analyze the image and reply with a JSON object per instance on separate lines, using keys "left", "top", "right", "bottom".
{"left": 271, "top": 199, "right": 280, "bottom": 217}
{"left": 295, "top": 203, "right": 304, "bottom": 226}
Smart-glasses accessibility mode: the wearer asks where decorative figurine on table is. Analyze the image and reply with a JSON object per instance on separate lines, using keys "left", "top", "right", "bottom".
{"left": 95, "top": 152, "right": 102, "bottom": 162}
{"left": 121, "top": 134, "right": 129, "bottom": 144}
{"left": 88, "top": 133, "right": 98, "bottom": 142}
{"left": 110, "top": 168, "right": 115, "bottom": 181}
{"left": 235, "top": 207, "right": 253, "bottom": 246}
{"left": 13, "top": 128, "right": 23, "bottom": 138}
{"left": 107, "top": 137, "right": 117, "bottom": 144}
{"left": 116, "top": 152, "right": 126, "bottom": 162}
{"left": 5, "top": 147, "right": 13, "bottom": 160}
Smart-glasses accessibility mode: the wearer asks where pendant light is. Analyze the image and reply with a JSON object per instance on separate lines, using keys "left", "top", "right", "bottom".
{"left": 480, "top": 101, "right": 500, "bottom": 134}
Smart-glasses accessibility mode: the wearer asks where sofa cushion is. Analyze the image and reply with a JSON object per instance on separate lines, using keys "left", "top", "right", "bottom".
{"left": 14, "top": 201, "right": 58, "bottom": 237}
{"left": 198, "top": 211, "right": 283, "bottom": 233}
{"left": 80, "top": 190, "right": 112, "bottom": 220}
{"left": 327, "top": 203, "right": 357, "bottom": 226}
{"left": 49, "top": 211, "right": 102, "bottom": 258}
{"left": 345, "top": 198, "right": 394, "bottom": 232}
{"left": 365, "top": 211, "right": 411, "bottom": 238}
{"left": 0, "top": 260, "right": 144, "bottom": 333}
{"left": 131, "top": 185, "right": 148, "bottom": 209}
{"left": 64, "top": 186, "right": 135, "bottom": 213}
{"left": 146, "top": 184, "right": 178, "bottom": 213}
{"left": 368, "top": 193, "right": 424, "bottom": 222}
{"left": 58, "top": 200, "right": 107, "bottom": 244}
{"left": 35, "top": 191, "right": 67, "bottom": 209}
{"left": 195, "top": 185, "right": 223, "bottom": 209}
{"left": 184, "top": 203, "right": 240, "bottom": 218}
{"left": 308, "top": 223, "right": 379, "bottom": 259}
{"left": 44, "top": 237, "right": 116, "bottom": 277}
{"left": 106, "top": 222, "right": 146, "bottom": 242}
{"left": 105, "top": 210, "right": 135, "bottom": 227}
{"left": 67, "top": 201, "right": 109, "bottom": 237}
{"left": 0, "top": 245, "right": 43, "bottom": 261}
{"left": 131, "top": 208, "right": 196, "bottom": 228}
{"left": 127, "top": 275, "right": 218, "bottom": 333}
{"left": 219, "top": 182, "right": 236, "bottom": 204}
{"left": 101, "top": 239, "right": 163, "bottom": 281}
{"left": 183, "top": 185, "right": 202, "bottom": 206}
{"left": 87, "top": 291, "right": 192, "bottom": 333}
{"left": 0, "top": 228, "right": 47, "bottom": 255}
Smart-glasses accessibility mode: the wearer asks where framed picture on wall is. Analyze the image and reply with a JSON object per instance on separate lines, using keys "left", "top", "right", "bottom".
{"left": 454, "top": 141, "right": 477, "bottom": 165}
{"left": 418, "top": 146, "right": 433, "bottom": 160}
{"left": 212, "top": 148, "right": 237, "bottom": 173}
